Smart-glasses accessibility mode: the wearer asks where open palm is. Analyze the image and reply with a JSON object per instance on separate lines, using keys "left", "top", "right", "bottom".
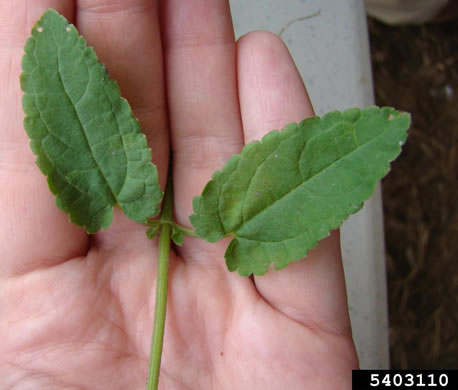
{"left": 0, "top": 1, "right": 358, "bottom": 389}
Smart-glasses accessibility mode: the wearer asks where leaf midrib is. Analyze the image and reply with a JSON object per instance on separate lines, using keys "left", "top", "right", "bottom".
{"left": 233, "top": 116, "right": 397, "bottom": 237}
{"left": 50, "top": 28, "right": 120, "bottom": 205}
{"left": 28, "top": 30, "right": 113, "bottom": 212}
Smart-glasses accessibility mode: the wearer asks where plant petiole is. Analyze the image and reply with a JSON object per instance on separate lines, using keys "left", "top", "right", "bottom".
{"left": 145, "top": 221, "right": 198, "bottom": 239}
{"left": 172, "top": 223, "right": 199, "bottom": 238}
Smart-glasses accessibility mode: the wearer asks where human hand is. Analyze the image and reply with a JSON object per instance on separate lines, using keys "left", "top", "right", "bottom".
{"left": 0, "top": 1, "right": 358, "bottom": 389}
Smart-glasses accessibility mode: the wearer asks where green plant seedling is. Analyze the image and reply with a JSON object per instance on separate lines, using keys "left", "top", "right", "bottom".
{"left": 20, "top": 9, "right": 411, "bottom": 390}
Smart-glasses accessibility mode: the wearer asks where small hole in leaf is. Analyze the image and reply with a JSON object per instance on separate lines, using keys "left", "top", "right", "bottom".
{"left": 66, "top": 26, "right": 71, "bottom": 32}
{"left": 388, "top": 114, "right": 395, "bottom": 120}
{"left": 37, "top": 26, "right": 43, "bottom": 32}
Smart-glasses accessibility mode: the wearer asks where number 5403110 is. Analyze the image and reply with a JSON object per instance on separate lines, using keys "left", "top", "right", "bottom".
{"left": 370, "top": 373, "right": 449, "bottom": 387}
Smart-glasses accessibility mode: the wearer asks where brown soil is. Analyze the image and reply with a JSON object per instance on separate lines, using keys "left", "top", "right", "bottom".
{"left": 368, "top": 18, "right": 458, "bottom": 368}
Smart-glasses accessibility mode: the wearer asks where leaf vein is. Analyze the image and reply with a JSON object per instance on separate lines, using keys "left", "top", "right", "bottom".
{"left": 51, "top": 30, "right": 118, "bottom": 204}
{"left": 234, "top": 119, "right": 393, "bottom": 235}
{"left": 241, "top": 138, "right": 283, "bottom": 224}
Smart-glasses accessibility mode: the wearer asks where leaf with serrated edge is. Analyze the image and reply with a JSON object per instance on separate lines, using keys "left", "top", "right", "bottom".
{"left": 21, "top": 9, "right": 162, "bottom": 233}
{"left": 190, "top": 107, "right": 410, "bottom": 276}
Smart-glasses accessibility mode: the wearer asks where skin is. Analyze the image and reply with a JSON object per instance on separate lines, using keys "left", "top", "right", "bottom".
{"left": 0, "top": 0, "right": 358, "bottom": 389}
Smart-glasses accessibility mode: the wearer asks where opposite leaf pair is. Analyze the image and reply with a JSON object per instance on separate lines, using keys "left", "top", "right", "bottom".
{"left": 21, "top": 9, "right": 410, "bottom": 277}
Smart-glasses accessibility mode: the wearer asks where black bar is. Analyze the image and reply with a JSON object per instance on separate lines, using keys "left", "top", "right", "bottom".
{"left": 352, "top": 370, "right": 457, "bottom": 390}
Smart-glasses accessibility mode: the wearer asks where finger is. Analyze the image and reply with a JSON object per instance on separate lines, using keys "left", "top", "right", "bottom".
{"left": 237, "top": 32, "right": 352, "bottom": 336}
{"left": 0, "top": 1, "right": 90, "bottom": 278}
{"left": 161, "top": 0, "right": 244, "bottom": 226}
{"left": 75, "top": 0, "right": 169, "bottom": 243}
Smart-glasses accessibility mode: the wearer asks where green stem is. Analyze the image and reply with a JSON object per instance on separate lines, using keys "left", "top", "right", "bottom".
{"left": 146, "top": 167, "right": 174, "bottom": 390}
{"left": 144, "top": 221, "right": 198, "bottom": 238}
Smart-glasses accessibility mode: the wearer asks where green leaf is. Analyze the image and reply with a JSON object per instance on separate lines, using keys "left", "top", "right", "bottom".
{"left": 20, "top": 9, "right": 162, "bottom": 233}
{"left": 171, "top": 226, "right": 184, "bottom": 246}
{"left": 145, "top": 220, "right": 186, "bottom": 244}
{"left": 146, "top": 221, "right": 161, "bottom": 240}
{"left": 190, "top": 107, "right": 410, "bottom": 276}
